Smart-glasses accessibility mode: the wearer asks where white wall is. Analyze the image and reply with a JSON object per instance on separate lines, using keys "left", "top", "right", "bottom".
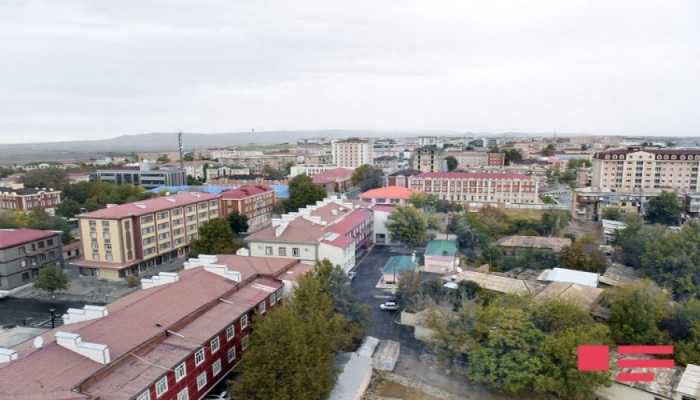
{"left": 597, "top": 382, "right": 671, "bottom": 400}
{"left": 372, "top": 210, "right": 392, "bottom": 244}
{"left": 248, "top": 241, "right": 317, "bottom": 263}
{"left": 318, "top": 242, "right": 356, "bottom": 272}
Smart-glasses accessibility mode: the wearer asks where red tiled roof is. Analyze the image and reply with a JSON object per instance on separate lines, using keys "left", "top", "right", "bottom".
{"left": 413, "top": 172, "right": 535, "bottom": 181}
{"left": 220, "top": 184, "right": 274, "bottom": 199}
{"left": 593, "top": 148, "right": 700, "bottom": 159}
{"left": 209, "top": 254, "right": 298, "bottom": 280}
{"left": 78, "top": 192, "right": 219, "bottom": 219}
{"left": 326, "top": 209, "right": 373, "bottom": 236}
{"left": 360, "top": 187, "right": 414, "bottom": 199}
{"left": 312, "top": 168, "right": 354, "bottom": 180}
{"left": 0, "top": 228, "right": 60, "bottom": 249}
{"left": 246, "top": 218, "right": 325, "bottom": 243}
{"left": 370, "top": 205, "right": 396, "bottom": 213}
{"left": 323, "top": 233, "right": 354, "bottom": 249}
{"left": 62, "top": 241, "right": 82, "bottom": 252}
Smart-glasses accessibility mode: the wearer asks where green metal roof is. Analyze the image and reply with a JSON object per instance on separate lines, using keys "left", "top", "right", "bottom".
{"left": 424, "top": 240, "right": 458, "bottom": 257}
{"left": 381, "top": 255, "right": 417, "bottom": 275}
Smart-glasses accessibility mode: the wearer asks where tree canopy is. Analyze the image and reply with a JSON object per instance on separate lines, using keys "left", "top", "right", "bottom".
{"left": 63, "top": 181, "right": 146, "bottom": 209}
{"left": 645, "top": 190, "right": 683, "bottom": 225}
{"left": 445, "top": 156, "right": 458, "bottom": 172}
{"left": 559, "top": 243, "right": 608, "bottom": 273}
{"left": 283, "top": 174, "right": 327, "bottom": 213}
{"left": 351, "top": 164, "right": 384, "bottom": 191}
{"left": 34, "top": 265, "right": 70, "bottom": 296}
{"left": 188, "top": 218, "right": 243, "bottom": 257}
{"left": 607, "top": 279, "right": 669, "bottom": 345}
{"left": 227, "top": 211, "right": 249, "bottom": 234}
{"left": 19, "top": 168, "right": 70, "bottom": 191}
{"left": 502, "top": 149, "right": 522, "bottom": 165}
{"left": 55, "top": 199, "right": 81, "bottom": 219}
{"left": 385, "top": 205, "right": 440, "bottom": 246}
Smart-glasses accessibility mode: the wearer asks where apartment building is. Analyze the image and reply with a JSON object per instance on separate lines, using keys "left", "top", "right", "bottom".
{"left": 220, "top": 185, "right": 276, "bottom": 231}
{"left": 445, "top": 151, "right": 505, "bottom": 169}
{"left": 289, "top": 164, "right": 339, "bottom": 178}
{"left": 591, "top": 148, "right": 700, "bottom": 193}
{"left": 0, "top": 228, "right": 64, "bottom": 292}
{"left": 411, "top": 146, "right": 444, "bottom": 173}
{"left": 95, "top": 162, "right": 186, "bottom": 189}
{"left": 408, "top": 172, "right": 539, "bottom": 205}
{"left": 245, "top": 197, "right": 373, "bottom": 271}
{"left": 0, "top": 184, "right": 61, "bottom": 215}
{"left": 0, "top": 255, "right": 303, "bottom": 399}
{"left": 312, "top": 168, "right": 356, "bottom": 195}
{"left": 331, "top": 138, "right": 373, "bottom": 169}
{"left": 74, "top": 192, "right": 220, "bottom": 279}
{"left": 387, "top": 168, "right": 423, "bottom": 188}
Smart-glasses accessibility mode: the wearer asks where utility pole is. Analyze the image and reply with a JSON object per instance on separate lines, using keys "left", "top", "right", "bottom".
{"left": 178, "top": 131, "right": 184, "bottom": 170}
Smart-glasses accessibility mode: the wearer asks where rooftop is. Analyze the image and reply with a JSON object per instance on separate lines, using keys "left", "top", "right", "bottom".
{"left": 78, "top": 192, "right": 218, "bottom": 219}
{"left": 388, "top": 168, "right": 423, "bottom": 177}
{"left": 538, "top": 267, "right": 599, "bottom": 287}
{"left": 0, "top": 187, "right": 60, "bottom": 195}
{"left": 381, "top": 255, "right": 418, "bottom": 275}
{"left": 311, "top": 168, "right": 354, "bottom": 184}
{"left": 677, "top": 364, "right": 700, "bottom": 398}
{"left": 599, "top": 263, "right": 640, "bottom": 287}
{"left": 496, "top": 236, "right": 572, "bottom": 252}
{"left": 424, "top": 240, "right": 458, "bottom": 258}
{"left": 532, "top": 282, "right": 604, "bottom": 310}
{"left": 444, "top": 269, "right": 544, "bottom": 295}
{"left": 359, "top": 186, "right": 414, "bottom": 200}
{"left": 0, "top": 228, "right": 60, "bottom": 249}
{"left": 220, "top": 184, "right": 274, "bottom": 199}
{"left": 413, "top": 172, "right": 536, "bottom": 181}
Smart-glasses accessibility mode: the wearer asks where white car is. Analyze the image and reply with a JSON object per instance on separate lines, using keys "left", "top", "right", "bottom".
{"left": 380, "top": 301, "right": 399, "bottom": 311}
{"left": 348, "top": 271, "right": 357, "bottom": 280}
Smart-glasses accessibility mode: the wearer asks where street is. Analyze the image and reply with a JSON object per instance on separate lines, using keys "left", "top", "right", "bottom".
{"left": 0, "top": 297, "right": 90, "bottom": 328}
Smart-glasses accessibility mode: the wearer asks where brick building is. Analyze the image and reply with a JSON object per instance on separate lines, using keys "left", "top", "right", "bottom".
{"left": 387, "top": 169, "right": 423, "bottom": 188}
{"left": 74, "top": 192, "right": 220, "bottom": 279}
{"left": 0, "top": 185, "right": 62, "bottom": 215}
{"left": 220, "top": 185, "right": 276, "bottom": 231}
{"left": 408, "top": 172, "right": 539, "bottom": 205}
{"left": 0, "top": 228, "right": 64, "bottom": 292}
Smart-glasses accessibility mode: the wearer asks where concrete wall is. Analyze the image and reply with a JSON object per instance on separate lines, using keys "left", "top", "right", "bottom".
{"left": 248, "top": 241, "right": 317, "bottom": 264}
{"left": 596, "top": 382, "right": 672, "bottom": 400}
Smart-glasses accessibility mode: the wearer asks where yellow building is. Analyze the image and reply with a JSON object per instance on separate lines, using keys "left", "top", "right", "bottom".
{"left": 75, "top": 192, "right": 221, "bottom": 279}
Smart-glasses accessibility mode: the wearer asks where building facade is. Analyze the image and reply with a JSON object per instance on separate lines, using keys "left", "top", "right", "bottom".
{"left": 0, "top": 185, "right": 62, "bottom": 215}
{"left": 289, "top": 164, "right": 339, "bottom": 178}
{"left": 332, "top": 138, "right": 373, "bottom": 169}
{"left": 220, "top": 185, "right": 276, "bottom": 231}
{"left": 312, "top": 168, "right": 356, "bottom": 195}
{"left": 591, "top": 148, "right": 700, "bottom": 193}
{"left": 0, "top": 229, "right": 63, "bottom": 292}
{"left": 408, "top": 172, "right": 539, "bottom": 205}
{"left": 95, "top": 162, "right": 186, "bottom": 189}
{"left": 387, "top": 169, "right": 423, "bottom": 188}
{"left": 359, "top": 187, "right": 413, "bottom": 206}
{"left": 445, "top": 151, "right": 505, "bottom": 169}
{"left": 411, "top": 146, "right": 444, "bottom": 173}
{"left": 75, "top": 192, "right": 220, "bottom": 279}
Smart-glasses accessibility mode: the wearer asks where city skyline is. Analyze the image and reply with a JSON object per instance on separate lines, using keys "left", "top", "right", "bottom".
{"left": 2, "top": 0, "right": 699, "bottom": 144}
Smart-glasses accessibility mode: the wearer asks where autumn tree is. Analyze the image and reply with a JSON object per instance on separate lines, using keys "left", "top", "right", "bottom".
{"left": 188, "top": 218, "right": 243, "bottom": 257}
{"left": 385, "top": 205, "right": 440, "bottom": 246}
{"left": 351, "top": 164, "right": 384, "bottom": 191}
{"left": 34, "top": 265, "right": 70, "bottom": 297}
{"left": 559, "top": 243, "right": 608, "bottom": 273}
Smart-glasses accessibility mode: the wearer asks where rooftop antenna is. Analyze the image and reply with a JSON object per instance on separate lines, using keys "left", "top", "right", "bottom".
{"left": 178, "top": 131, "right": 184, "bottom": 170}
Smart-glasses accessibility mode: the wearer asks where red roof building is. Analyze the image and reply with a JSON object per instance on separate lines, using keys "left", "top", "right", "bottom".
{"left": 0, "top": 255, "right": 302, "bottom": 399}
{"left": 0, "top": 185, "right": 62, "bottom": 216}
{"left": 312, "top": 168, "right": 355, "bottom": 195}
{"left": 0, "top": 228, "right": 64, "bottom": 292}
{"left": 359, "top": 187, "right": 414, "bottom": 206}
{"left": 220, "top": 185, "right": 276, "bottom": 231}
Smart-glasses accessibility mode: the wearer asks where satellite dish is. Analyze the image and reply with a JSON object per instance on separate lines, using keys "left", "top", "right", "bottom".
{"left": 456, "top": 267, "right": 463, "bottom": 273}
{"left": 33, "top": 336, "right": 44, "bottom": 349}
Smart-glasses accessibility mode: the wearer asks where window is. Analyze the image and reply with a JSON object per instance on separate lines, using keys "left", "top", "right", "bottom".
{"left": 137, "top": 391, "right": 151, "bottom": 400}
{"left": 157, "top": 211, "right": 169, "bottom": 220}
{"left": 175, "top": 362, "right": 186, "bottom": 381}
{"left": 259, "top": 301, "right": 266, "bottom": 314}
{"left": 278, "top": 247, "right": 286, "bottom": 256}
{"left": 226, "top": 325, "right": 234, "bottom": 341}
{"left": 211, "top": 337, "right": 220, "bottom": 353}
{"left": 270, "top": 292, "right": 276, "bottom": 306}
{"left": 242, "top": 335, "right": 250, "bottom": 350}
{"left": 212, "top": 359, "right": 222, "bottom": 376}
{"left": 47, "top": 239, "right": 54, "bottom": 246}
{"left": 155, "top": 377, "right": 168, "bottom": 397}
{"left": 18, "top": 246, "right": 25, "bottom": 255}
{"left": 265, "top": 246, "right": 272, "bottom": 255}
{"left": 177, "top": 389, "right": 188, "bottom": 400}
{"left": 196, "top": 372, "right": 207, "bottom": 390}
{"left": 228, "top": 347, "right": 236, "bottom": 362}
{"left": 195, "top": 348, "right": 205, "bottom": 366}
{"left": 141, "top": 216, "right": 154, "bottom": 224}
{"left": 240, "top": 315, "right": 248, "bottom": 329}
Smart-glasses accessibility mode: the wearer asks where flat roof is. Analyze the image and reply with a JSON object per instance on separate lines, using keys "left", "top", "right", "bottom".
{"left": 381, "top": 256, "right": 417, "bottom": 275}
{"left": 424, "top": 240, "right": 458, "bottom": 257}
{"left": 538, "top": 267, "right": 599, "bottom": 287}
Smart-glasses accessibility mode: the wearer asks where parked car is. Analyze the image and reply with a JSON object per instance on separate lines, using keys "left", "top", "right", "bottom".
{"left": 380, "top": 301, "right": 399, "bottom": 311}
{"left": 348, "top": 271, "right": 357, "bottom": 280}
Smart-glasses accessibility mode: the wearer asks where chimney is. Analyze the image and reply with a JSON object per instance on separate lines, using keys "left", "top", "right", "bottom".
{"left": 55, "top": 332, "right": 110, "bottom": 364}
{"left": 62, "top": 305, "right": 109, "bottom": 325}
{"left": 411, "top": 252, "right": 416, "bottom": 263}
{"left": 202, "top": 264, "right": 242, "bottom": 282}
{"left": 0, "top": 348, "right": 18, "bottom": 364}
{"left": 141, "top": 272, "right": 179, "bottom": 289}
{"left": 236, "top": 247, "right": 250, "bottom": 256}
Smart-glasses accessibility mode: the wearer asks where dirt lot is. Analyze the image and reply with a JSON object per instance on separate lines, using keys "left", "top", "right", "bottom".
{"left": 375, "top": 380, "right": 442, "bottom": 400}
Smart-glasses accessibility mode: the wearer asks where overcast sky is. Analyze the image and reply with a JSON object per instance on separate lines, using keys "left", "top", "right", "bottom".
{"left": 1, "top": 0, "right": 699, "bottom": 143}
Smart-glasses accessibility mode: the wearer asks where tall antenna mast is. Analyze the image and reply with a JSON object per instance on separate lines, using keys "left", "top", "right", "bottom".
{"left": 178, "top": 131, "right": 184, "bottom": 170}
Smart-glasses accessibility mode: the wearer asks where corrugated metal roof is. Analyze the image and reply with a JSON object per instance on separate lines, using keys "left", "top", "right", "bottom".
{"left": 677, "top": 364, "right": 700, "bottom": 398}
{"left": 538, "top": 268, "right": 599, "bottom": 287}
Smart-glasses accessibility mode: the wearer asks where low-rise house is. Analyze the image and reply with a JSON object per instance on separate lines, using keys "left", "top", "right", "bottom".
{"left": 245, "top": 197, "right": 373, "bottom": 271}
{"left": 359, "top": 186, "right": 414, "bottom": 206}
{"left": 496, "top": 236, "right": 572, "bottom": 256}
{"left": 62, "top": 241, "right": 82, "bottom": 261}
{"left": 599, "top": 263, "right": 640, "bottom": 287}
{"left": 0, "top": 228, "right": 64, "bottom": 292}
{"left": 0, "top": 184, "right": 62, "bottom": 215}
{"left": 443, "top": 268, "right": 544, "bottom": 296}
{"left": 369, "top": 205, "right": 395, "bottom": 245}
{"left": 676, "top": 364, "right": 700, "bottom": 400}
{"left": 532, "top": 282, "right": 605, "bottom": 311}
{"left": 537, "top": 267, "right": 599, "bottom": 288}
{"left": 422, "top": 239, "right": 459, "bottom": 273}
{"left": 381, "top": 255, "right": 418, "bottom": 286}
{"left": 312, "top": 168, "right": 355, "bottom": 195}
{"left": 219, "top": 185, "right": 276, "bottom": 231}
{"left": 597, "top": 355, "right": 686, "bottom": 400}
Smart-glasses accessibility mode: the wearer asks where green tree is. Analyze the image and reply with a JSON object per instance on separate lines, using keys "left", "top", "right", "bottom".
{"left": 542, "top": 144, "right": 556, "bottom": 156}
{"left": 503, "top": 149, "right": 522, "bottom": 165}
{"left": 660, "top": 299, "right": 700, "bottom": 366}
{"left": 34, "top": 265, "right": 70, "bottom": 296}
{"left": 445, "top": 156, "right": 458, "bottom": 172}
{"left": 559, "top": 243, "right": 608, "bottom": 273}
{"left": 284, "top": 174, "right": 327, "bottom": 213}
{"left": 646, "top": 191, "right": 683, "bottom": 225}
{"left": 385, "top": 205, "right": 440, "bottom": 246}
{"left": 601, "top": 207, "right": 622, "bottom": 221}
{"left": 351, "top": 164, "right": 384, "bottom": 191}
{"left": 227, "top": 211, "right": 250, "bottom": 235}
{"left": 186, "top": 175, "right": 202, "bottom": 185}
{"left": 407, "top": 192, "right": 438, "bottom": 210}
{"left": 539, "top": 210, "right": 572, "bottom": 236}
{"left": 188, "top": 218, "right": 242, "bottom": 257}
{"left": 156, "top": 154, "right": 170, "bottom": 163}
{"left": 558, "top": 169, "right": 577, "bottom": 185}
{"left": 19, "top": 168, "right": 70, "bottom": 191}
{"left": 183, "top": 153, "right": 195, "bottom": 162}
{"left": 607, "top": 280, "right": 669, "bottom": 345}
{"left": 55, "top": 199, "right": 81, "bottom": 219}
{"left": 84, "top": 198, "right": 100, "bottom": 212}
{"left": 395, "top": 269, "right": 423, "bottom": 312}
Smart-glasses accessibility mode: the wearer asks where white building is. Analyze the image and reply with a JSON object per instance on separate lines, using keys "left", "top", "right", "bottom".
{"left": 289, "top": 164, "right": 339, "bottom": 178}
{"left": 332, "top": 138, "right": 373, "bottom": 169}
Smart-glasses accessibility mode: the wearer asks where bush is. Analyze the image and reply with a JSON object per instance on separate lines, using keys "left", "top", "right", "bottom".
{"left": 126, "top": 275, "right": 140, "bottom": 288}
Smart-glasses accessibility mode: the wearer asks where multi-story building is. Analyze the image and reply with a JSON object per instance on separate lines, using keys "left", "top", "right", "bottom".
{"left": 359, "top": 187, "right": 414, "bottom": 207}
{"left": 591, "top": 148, "right": 700, "bottom": 193}
{"left": 206, "top": 149, "right": 265, "bottom": 159}
{"left": 220, "top": 185, "right": 276, "bottom": 231}
{"left": 74, "top": 192, "right": 220, "bottom": 279}
{"left": 445, "top": 151, "right": 505, "bottom": 169}
{"left": 162, "top": 160, "right": 211, "bottom": 180}
{"left": 387, "top": 168, "right": 423, "bottom": 188}
{"left": 206, "top": 166, "right": 250, "bottom": 181}
{"left": 245, "top": 197, "right": 373, "bottom": 271}
{"left": 331, "top": 138, "right": 373, "bottom": 169}
{"left": 408, "top": 172, "right": 539, "bottom": 205}
{"left": 0, "top": 254, "right": 306, "bottom": 399}
{"left": 95, "top": 162, "right": 186, "bottom": 189}
{"left": 0, "top": 184, "right": 62, "bottom": 215}
{"left": 411, "top": 146, "right": 444, "bottom": 173}
{"left": 0, "top": 228, "right": 63, "bottom": 292}
{"left": 418, "top": 136, "right": 438, "bottom": 147}
{"left": 289, "top": 164, "right": 339, "bottom": 178}
{"left": 373, "top": 155, "right": 403, "bottom": 174}
{"left": 312, "top": 168, "right": 356, "bottom": 195}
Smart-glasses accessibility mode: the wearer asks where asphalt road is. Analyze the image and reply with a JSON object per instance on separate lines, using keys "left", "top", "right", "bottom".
{"left": 350, "top": 245, "right": 424, "bottom": 356}
{"left": 0, "top": 297, "right": 90, "bottom": 328}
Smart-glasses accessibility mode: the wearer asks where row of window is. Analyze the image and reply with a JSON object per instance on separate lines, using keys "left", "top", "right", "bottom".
{"left": 265, "top": 246, "right": 301, "bottom": 257}
{"left": 16, "top": 238, "right": 55, "bottom": 256}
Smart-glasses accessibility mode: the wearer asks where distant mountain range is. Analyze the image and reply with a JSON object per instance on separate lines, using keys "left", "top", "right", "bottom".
{"left": 0, "top": 129, "right": 599, "bottom": 163}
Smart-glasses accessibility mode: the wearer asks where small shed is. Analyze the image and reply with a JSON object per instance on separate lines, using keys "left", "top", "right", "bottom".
{"left": 373, "top": 340, "right": 400, "bottom": 371}
{"left": 381, "top": 255, "right": 418, "bottom": 285}
{"left": 423, "top": 240, "right": 458, "bottom": 273}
